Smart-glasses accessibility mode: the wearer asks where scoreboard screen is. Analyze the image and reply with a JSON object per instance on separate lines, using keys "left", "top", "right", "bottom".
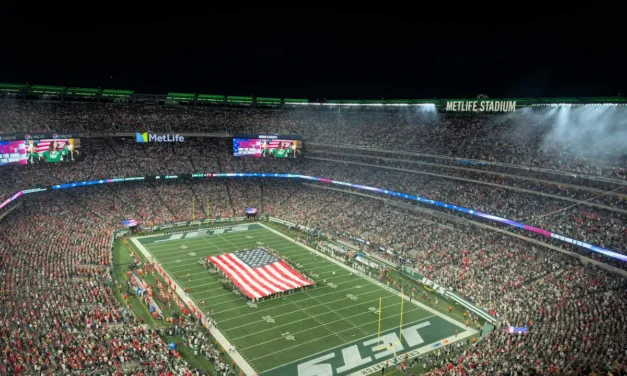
{"left": 0, "top": 138, "right": 82, "bottom": 167}
{"left": 233, "top": 134, "right": 303, "bottom": 158}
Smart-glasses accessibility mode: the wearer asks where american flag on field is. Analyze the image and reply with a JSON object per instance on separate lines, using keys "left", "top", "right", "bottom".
{"left": 122, "top": 219, "right": 139, "bottom": 227}
{"left": 209, "top": 249, "right": 313, "bottom": 299}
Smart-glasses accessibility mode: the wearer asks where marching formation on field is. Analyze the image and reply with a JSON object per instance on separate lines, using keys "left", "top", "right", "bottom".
{"left": 0, "top": 102, "right": 625, "bottom": 375}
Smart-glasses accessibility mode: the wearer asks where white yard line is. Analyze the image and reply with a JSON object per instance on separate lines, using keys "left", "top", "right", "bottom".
{"left": 167, "top": 260, "right": 214, "bottom": 269}
{"left": 228, "top": 290, "right": 397, "bottom": 338}
{"left": 259, "top": 223, "right": 476, "bottom": 331}
{"left": 287, "top": 293, "right": 347, "bottom": 343}
{"left": 156, "top": 243, "right": 306, "bottom": 264}
{"left": 216, "top": 233, "right": 250, "bottom": 250}
{"left": 141, "top": 226, "right": 266, "bottom": 242}
{"left": 145, "top": 229, "right": 295, "bottom": 249}
{"left": 349, "top": 329, "right": 477, "bottom": 376}
{"left": 214, "top": 278, "right": 363, "bottom": 319}
{"left": 308, "top": 264, "right": 338, "bottom": 271}
{"left": 130, "top": 236, "right": 257, "bottom": 376}
{"left": 135, "top": 223, "right": 476, "bottom": 376}
{"left": 305, "top": 290, "right": 371, "bottom": 337}
{"left": 258, "top": 325, "right": 477, "bottom": 376}
{"left": 240, "top": 309, "right": 431, "bottom": 353}
{"left": 189, "top": 290, "right": 241, "bottom": 300}
{"left": 188, "top": 282, "right": 227, "bottom": 290}
{"left": 248, "top": 315, "right": 436, "bottom": 363}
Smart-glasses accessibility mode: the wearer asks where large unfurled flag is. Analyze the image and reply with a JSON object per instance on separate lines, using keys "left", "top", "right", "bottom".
{"left": 208, "top": 249, "right": 313, "bottom": 299}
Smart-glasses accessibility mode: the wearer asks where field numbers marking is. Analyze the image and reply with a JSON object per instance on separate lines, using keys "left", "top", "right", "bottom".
{"left": 180, "top": 245, "right": 188, "bottom": 249}
{"left": 327, "top": 282, "right": 337, "bottom": 289}
{"left": 247, "top": 302, "right": 257, "bottom": 308}
{"left": 346, "top": 294, "right": 358, "bottom": 301}
{"left": 281, "top": 332, "right": 295, "bottom": 341}
{"left": 188, "top": 252, "right": 196, "bottom": 256}
{"left": 263, "top": 315, "right": 275, "bottom": 324}
{"left": 294, "top": 321, "right": 434, "bottom": 376}
{"left": 368, "top": 307, "right": 380, "bottom": 315}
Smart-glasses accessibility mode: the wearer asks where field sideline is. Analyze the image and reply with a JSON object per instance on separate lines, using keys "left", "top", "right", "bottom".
{"left": 130, "top": 222, "right": 476, "bottom": 375}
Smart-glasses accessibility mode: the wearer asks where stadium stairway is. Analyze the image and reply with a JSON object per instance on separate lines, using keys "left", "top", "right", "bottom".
{"left": 186, "top": 181, "right": 206, "bottom": 217}
{"left": 260, "top": 181, "right": 265, "bottom": 215}
{"left": 216, "top": 158, "right": 237, "bottom": 217}
{"left": 106, "top": 184, "right": 136, "bottom": 211}
{"left": 62, "top": 190, "right": 106, "bottom": 221}
{"left": 103, "top": 139, "right": 120, "bottom": 157}
{"left": 189, "top": 156, "right": 199, "bottom": 173}
{"left": 308, "top": 155, "right": 627, "bottom": 214}
{"left": 149, "top": 183, "right": 177, "bottom": 219}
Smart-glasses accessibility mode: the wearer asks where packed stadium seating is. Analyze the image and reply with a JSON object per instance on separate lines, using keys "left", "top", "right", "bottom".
{"left": 1, "top": 100, "right": 626, "bottom": 375}
{"left": 1, "top": 102, "right": 625, "bottom": 177}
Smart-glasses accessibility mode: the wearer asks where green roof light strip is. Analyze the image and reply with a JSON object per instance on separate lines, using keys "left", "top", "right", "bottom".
{"left": 197, "top": 94, "right": 225, "bottom": 102}
{"left": 68, "top": 87, "right": 101, "bottom": 96}
{"left": 283, "top": 98, "right": 309, "bottom": 103}
{"left": 227, "top": 96, "right": 253, "bottom": 103}
{"left": 68, "top": 87, "right": 101, "bottom": 93}
{"left": 0, "top": 83, "right": 29, "bottom": 90}
{"left": 256, "top": 97, "right": 281, "bottom": 104}
{"left": 0, "top": 82, "right": 625, "bottom": 106}
{"left": 102, "top": 89, "right": 134, "bottom": 98}
{"left": 31, "top": 85, "right": 66, "bottom": 90}
{"left": 167, "top": 92, "right": 196, "bottom": 98}
{"left": 31, "top": 85, "right": 66, "bottom": 94}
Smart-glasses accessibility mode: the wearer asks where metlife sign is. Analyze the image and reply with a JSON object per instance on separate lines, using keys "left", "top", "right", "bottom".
{"left": 136, "top": 132, "right": 185, "bottom": 143}
{"left": 445, "top": 100, "right": 517, "bottom": 112}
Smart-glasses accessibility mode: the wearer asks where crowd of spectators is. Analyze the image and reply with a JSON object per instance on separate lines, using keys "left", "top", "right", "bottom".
{"left": 1, "top": 180, "right": 625, "bottom": 374}
{"left": 1, "top": 100, "right": 626, "bottom": 375}
{"left": 308, "top": 151, "right": 627, "bottom": 210}
{"left": 0, "top": 189, "right": 237, "bottom": 375}
{"left": 1, "top": 101, "right": 625, "bottom": 177}
{"left": 0, "top": 140, "right": 625, "bottom": 262}
{"left": 268, "top": 160, "right": 627, "bottom": 259}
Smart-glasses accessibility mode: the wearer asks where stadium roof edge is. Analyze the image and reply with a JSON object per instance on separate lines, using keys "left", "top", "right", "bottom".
{"left": 0, "top": 82, "right": 625, "bottom": 106}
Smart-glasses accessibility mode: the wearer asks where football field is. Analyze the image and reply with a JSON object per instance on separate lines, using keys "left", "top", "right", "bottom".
{"left": 131, "top": 223, "right": 476, "bottom": 375}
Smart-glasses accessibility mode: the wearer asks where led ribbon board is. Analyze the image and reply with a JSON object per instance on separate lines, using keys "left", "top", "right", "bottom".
{"left": 1, "top": 172, "right": 625, "bottom": 262}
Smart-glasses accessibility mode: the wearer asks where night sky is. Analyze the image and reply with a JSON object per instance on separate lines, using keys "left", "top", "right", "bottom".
{"left": 2, "top": 6, "right": 625, "bottom": 99}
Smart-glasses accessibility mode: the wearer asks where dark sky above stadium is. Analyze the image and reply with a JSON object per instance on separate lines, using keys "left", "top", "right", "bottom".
{"left": 2, "top": 6, "right": 625, "bottom": 99}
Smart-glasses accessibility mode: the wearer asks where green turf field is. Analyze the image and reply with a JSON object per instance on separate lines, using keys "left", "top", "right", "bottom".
{"left": 131, "top": 223, "right": 476, "bottom": 376}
